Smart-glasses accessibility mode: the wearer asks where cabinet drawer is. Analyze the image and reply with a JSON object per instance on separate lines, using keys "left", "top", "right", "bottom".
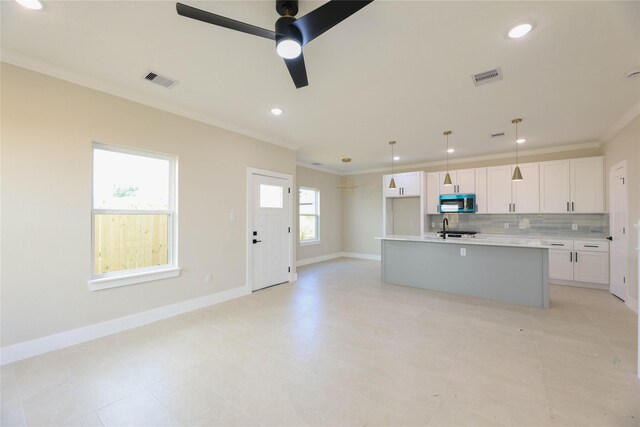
{"left": 544, "top": 239, "right": 574, "bottom": 249}
{"left": 574, "top": 240, "right": 609, "bottom": 253}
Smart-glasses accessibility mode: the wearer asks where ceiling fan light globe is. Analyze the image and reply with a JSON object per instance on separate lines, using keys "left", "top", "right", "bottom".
{"left": 276, "top": 38, "right": 302, "bottom": 59}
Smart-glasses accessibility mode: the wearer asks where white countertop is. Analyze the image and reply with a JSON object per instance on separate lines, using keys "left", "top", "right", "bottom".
{"left": 378, "top": 235, "right": 550, "bottom": 249}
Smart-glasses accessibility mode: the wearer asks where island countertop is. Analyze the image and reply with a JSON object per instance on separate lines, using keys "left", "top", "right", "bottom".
{"left": 377, "top": 235, "right": 550, "bottom": 249}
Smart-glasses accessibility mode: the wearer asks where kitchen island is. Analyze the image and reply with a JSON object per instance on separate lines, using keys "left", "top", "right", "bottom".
{"left": 379, "top": 236, "right": 549, "bottom": 308}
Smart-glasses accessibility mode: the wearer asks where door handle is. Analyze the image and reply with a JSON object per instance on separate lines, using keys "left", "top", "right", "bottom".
{"left": 252, "top": 239, "right": 262, "bottom": 244}
{"left": 606, "top": 236, "right": 613, "bottom": 241}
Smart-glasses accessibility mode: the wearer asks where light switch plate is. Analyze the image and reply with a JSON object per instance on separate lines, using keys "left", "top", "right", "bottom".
{"left": 229, "top": 212, "right": 236, "bottom": 221}
{"left": 572, "top": 224, "right": 578, "bottom": 231}
{"left": 460, "top": 248, "right": 466, "bottom": 256}
{"left": 504, "top": 223, "right": 509, "bottom": 229}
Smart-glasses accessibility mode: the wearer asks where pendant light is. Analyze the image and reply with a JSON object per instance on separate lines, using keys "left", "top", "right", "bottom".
{"left": 511, "top": 118, "right": 523, "bottom": 181}
{"left": 336, "top": 158, "right": 357, "bottom": 194}
{"left": 443, "top": 131, "right": 453, "bottom": 186}
{"left": 388, "top": 141, "right": 397, "bottom": 189}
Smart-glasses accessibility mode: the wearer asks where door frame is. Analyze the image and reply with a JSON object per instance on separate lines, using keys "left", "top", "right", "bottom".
{"left": 609, "top": 160, "right": 628, "bottom": 300}
{"left": 246, "top": 167, "right": 295, "bottom": 291}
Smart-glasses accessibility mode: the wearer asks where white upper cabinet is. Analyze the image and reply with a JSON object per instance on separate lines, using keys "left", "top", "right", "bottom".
{"left": 439, "top": 169, "right": 475, "bottom": 195}
{"left": 486, "top": 163, "right": 540, "bottom": 213}
{"left": 512, "top": 163, "right": 539, "bottom": 213}
{"left": 540, "top": 160, "right": 571, "bottom": 213}
{"left": 540, "top": 157, "right": 604, "bottom": 213}
{"left": 426, "top": 172, "right": 440, "bottom": 214}
{"left": 475, "top": 168, "right": 487, "bottom": 214}
{"left": 383, "top": 172, "right": 422, "bottom": 198}
{"left": 486, "top": 165, "right": 513, "bottom": 213}
{"left": 571, "top": 157, "right": 604, "bottom": 213}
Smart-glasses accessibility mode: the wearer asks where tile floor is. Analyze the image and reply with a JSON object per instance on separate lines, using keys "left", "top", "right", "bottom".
{"left": 1, "top": 258, "right": 638, "bottom": 427}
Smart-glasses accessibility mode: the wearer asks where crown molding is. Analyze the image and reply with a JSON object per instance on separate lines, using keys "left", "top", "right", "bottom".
{"left": 600, "top": 102, "right": 640, "bottom": 143}
{"left": 295, "top": 162, "right": 343, "bottom": 175}
{"left": 341, "top": 141, "right": 602, "bottom": 176}
{"left": 0, "top": 50, "right": 300, "bottom": 152}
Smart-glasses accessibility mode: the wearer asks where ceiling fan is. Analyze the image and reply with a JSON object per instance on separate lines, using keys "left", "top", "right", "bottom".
{"left": 176, "top": 0, "right": 373, "bottom": 89}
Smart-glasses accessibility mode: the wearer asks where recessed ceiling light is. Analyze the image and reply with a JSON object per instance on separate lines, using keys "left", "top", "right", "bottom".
{"left": 15, "top": 0, "right": 42, "bottom": 9}
{"left": 393, "top": 156, "right": 400, "bottom": 161}
{"left": 516, "top": 138, "right": 526, "bottom": 144}
{"left": 508, "top": 23, "right": 532, "bottom": 39}
{"left": 270, "top": 108, "right": 283, "bottom": 116}
{"left": 447, "top": 148, "right": 455, "bottom": 153}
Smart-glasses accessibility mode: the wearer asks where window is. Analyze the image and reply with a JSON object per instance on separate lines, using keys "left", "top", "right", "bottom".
{"left": 299, "top": 187, "right": 320, "bottom": 245}
{"left": 90, "top": 143, "right": 178, "bottom": 289}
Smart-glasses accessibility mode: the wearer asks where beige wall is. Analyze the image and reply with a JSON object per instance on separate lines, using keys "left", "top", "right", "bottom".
{"left": 296, "top": 166, "right": 342, "bottom": 261}
{"left": 1, "top": 64, "right": 296, "bottom": 347}
{"left": 342, "top": 148, "right": 606, "bottom": 256}
{"left": 603, "top": 114, "right": 640, "bottom": 302}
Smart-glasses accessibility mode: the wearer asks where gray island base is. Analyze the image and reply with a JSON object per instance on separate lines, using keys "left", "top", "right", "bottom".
{"left": 380, "top": 237, "right": 549, "bottom": 308}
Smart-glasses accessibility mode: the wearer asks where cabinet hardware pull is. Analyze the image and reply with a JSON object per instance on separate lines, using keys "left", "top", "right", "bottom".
{"left": 513, "top": 203, "right": 516, "bottom": 212}
{"left": 575, "top": 252, "right": 578, "bottom": 262}
{"left": 508, "top": 203, "right": 511, "bottom": 212}
{"left": 570, "top": 252, "right": 573, "bottom": 262}
{"left": 551, "top": 243, "right": 564, "bottom": 246}
{"left": 566, "top": 202, "right": 570, "bottom": 212}
{"left": 572, "top": 202, "right": 574, "bottom": 211}
{"left": 584, "top": 245, "right": 598, "bottom": 248}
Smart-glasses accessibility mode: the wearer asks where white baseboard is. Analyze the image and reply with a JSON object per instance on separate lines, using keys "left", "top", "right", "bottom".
{"left": 296, "top": 252, "right": 342, "bottom": 267}
{"left": 550, "top": 279, "right": 608, "bottom": 290}
{"left": 339, "top": 252, "right": 381, "bottom": 261}
{"left": 626, "top": 294, "right": 638, "bottom": 314}
{"left": 296, "top": 252, "right": 381, "bottom": 267}
{"left": 0, "top": 286, "right": 250, "bottom": 366}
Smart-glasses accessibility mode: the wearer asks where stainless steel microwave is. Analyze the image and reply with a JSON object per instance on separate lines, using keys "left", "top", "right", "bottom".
{"left": 439, "top": 194, "right": 476, "bottom": 213}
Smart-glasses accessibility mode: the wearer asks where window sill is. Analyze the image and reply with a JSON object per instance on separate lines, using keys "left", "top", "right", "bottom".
{"left": 89, "top": 267, "right": 181, "bottom": 291}
{"left": 300, "top": 240, "right": 321, "bottom": 246}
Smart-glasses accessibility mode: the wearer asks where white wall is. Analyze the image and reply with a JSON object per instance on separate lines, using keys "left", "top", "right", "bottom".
{"left": 1, "top": 64, "right": 296, "bottom": 347}
{"left": 296, "top": 166, "right": 342, "bottom": 262}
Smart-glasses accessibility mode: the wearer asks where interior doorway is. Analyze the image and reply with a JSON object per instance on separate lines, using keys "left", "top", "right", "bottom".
{"left": 609, "top": 161, "right": 628, "bottom": 300}
{"left": 247, "top": 168, "right": 293, "bottom": 291}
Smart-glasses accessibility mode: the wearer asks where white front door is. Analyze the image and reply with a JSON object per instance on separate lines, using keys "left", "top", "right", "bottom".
{"left": 250, "top": 172, "right": 291, "bottom": 291}
{"left": 609, "top": 162, "right": 628, "bottom": 300}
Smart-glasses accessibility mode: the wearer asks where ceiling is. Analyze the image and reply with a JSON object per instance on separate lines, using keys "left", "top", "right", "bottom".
{"left": 2, "top": 1, "right": 639, "bottom": 173}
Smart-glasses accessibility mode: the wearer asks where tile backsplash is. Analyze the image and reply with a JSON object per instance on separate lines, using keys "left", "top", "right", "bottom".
{"left": 427, "top": 213, "right": 608, "bottom": 238}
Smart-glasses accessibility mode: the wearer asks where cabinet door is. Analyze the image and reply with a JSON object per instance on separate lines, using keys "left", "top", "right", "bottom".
{"left": 426, "top": 172, "right": 440, "bottom": 214}
{"left": 383, "top": 174, "right": 401, "bottom": 197}
{"left": 475, "top": 168, "right": 487, "bottom": 214}
{"left": 540, "top": 160, "right": 571, "bottom": 213}
{"left": 512, "top": 163, "right": 539, "bottom": 213}
{"left": 439, "top": 171, "right": 456, "bottom": 195}
{"left": 571, "top": 157, "right": 604, "bottom": 213}
{"left": 549, "top": 250, "right": 574, "bottom": 281}
{"left": 400, "top": 172, "right": 421, "bottom": 197}
{"left": 456, "top": 169, "right": 475, "bottom": 194}
{"left": 486, "top": 166, "right": 512, "bottom": 213}
{"left": 574, "top": 251, "right": 609, "bottom": 284}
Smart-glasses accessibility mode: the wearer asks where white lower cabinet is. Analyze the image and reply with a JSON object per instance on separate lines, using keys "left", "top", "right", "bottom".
{"left": 547, "top": 239, "right": 609, "bottom": 286}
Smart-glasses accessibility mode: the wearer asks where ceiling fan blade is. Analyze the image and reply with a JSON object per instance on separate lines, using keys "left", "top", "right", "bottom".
{"left": 291, "top": 0, "right": 373, "bottom": 45}
{"left": 176, "top": 3, "right": 277, "bottom": 40}
{"left": 284, "top": 53, "right": 309, "bottom": 89}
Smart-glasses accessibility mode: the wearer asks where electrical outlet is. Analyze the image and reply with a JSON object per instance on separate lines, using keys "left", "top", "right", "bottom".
{"left": 431, "top": 222, "right": 436, "bottom": 228}
{"left": 205, "top": 273, "right": 213, "bottom": 284}
{"left": 460, "top": 248, "right": 466, "bottom": 256}
{"left": 504, "top": 223, "right": 509, "bottom": 229}
{"left": 572, "top": 224, "right": 578, "bottom": 231}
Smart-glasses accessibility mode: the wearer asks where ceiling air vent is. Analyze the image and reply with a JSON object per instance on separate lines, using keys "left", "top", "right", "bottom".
{"left": 471, "top": 67, "right": 503, "bottom": 86}
{"left": 491, "top": 131, "right": 507, "bottom": 138}
{"left": 143, "top": 71, "right": 178, "bottom": 89}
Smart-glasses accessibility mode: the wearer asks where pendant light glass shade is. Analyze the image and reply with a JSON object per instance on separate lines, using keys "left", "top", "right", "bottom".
{"left": 512, "top": 165, "right": 523, "bottom": 181}
{"left": 443, "top": 131, "right": 453, "bottom": 186}
{"left": 511, "top": 118, "right": 523, "bottom": 181}
{"left": 443, "top": 172, "right": 453, "bottom": 186}
{"left": 388, "top": 141, "right": 397, "bottom": 189}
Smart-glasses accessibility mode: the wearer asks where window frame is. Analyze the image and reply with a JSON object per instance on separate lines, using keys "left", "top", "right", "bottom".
{"left": 89, "top": 142, "right": 179, "bottom": 290}
{"left": 299, "top": 186, "right": 320, "bottom": 246}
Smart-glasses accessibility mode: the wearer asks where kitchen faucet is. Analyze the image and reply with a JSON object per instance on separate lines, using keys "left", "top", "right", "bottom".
{"left": 442, "top": 217, "right": 448, "bottom": 240}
